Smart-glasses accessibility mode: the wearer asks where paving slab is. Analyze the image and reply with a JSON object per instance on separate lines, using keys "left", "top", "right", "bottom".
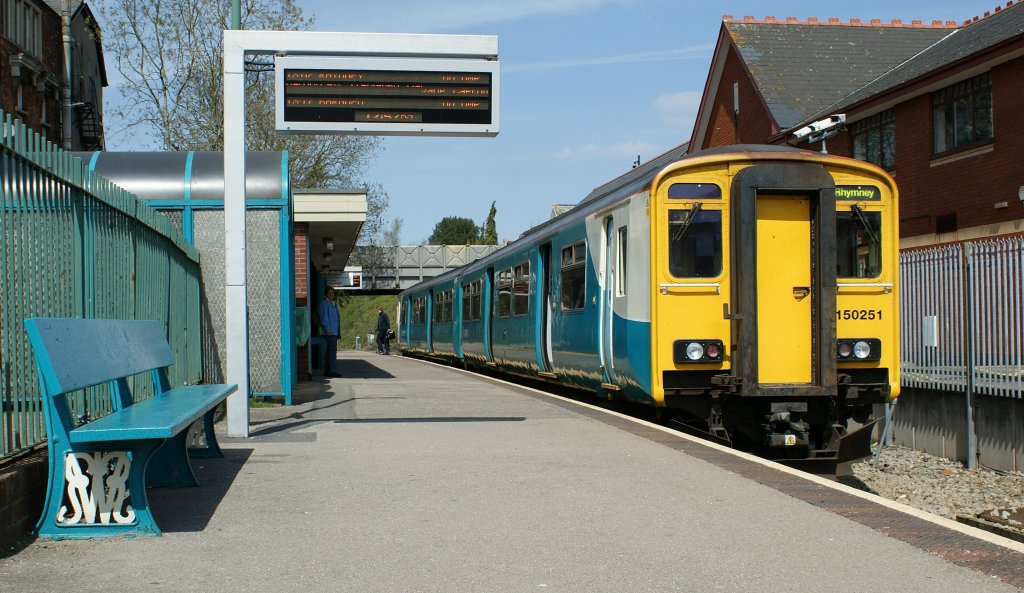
{"left": 1, "top": 351, "right": 1021, "bottom": 593}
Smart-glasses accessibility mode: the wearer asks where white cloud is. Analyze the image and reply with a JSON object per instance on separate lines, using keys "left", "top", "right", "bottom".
{"left": 316, "top": 0, "right": 638, "bottom": 33}
{"left": 553, "top": 140, "right": 660, "bottom": 162}
{"left": 505, "top": 46, "right": 712, "bottom": 74}
{"left": 654, "top": 90, "right": 702, "bottom": 130}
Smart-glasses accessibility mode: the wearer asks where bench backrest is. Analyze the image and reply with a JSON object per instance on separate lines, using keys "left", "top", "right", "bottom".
{"left": 24, "top": 317, "right": 174, "bottom": 396}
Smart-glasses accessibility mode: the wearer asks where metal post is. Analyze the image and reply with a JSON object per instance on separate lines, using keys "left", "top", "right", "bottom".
{"left": 963, "top": 243, "right": 978, "bottom": 469}
{"left": 223, "top": 32, "right": 249, "bottom": 437}
{"left": 231, "top": 0, "right": 241, "bottom": 30}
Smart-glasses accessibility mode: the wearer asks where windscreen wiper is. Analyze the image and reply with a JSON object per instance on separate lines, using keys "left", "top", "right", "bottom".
{"left": 851, "top": 204, "right": 880, "bottom": 246}
{"left": 671, "top": 202, "right": 703, "bottom": 242}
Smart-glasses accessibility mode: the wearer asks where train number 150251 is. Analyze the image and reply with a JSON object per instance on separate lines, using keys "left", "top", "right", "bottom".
{"left": 837, "top": 309, "right": 882, "bottom": 320}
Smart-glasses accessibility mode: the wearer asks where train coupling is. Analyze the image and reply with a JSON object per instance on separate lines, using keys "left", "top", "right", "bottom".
{"left": 763, "top": 402, "right": 810, "bottom": 450}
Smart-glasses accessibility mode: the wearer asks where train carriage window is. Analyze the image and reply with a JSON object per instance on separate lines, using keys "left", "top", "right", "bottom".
{"left": 412, "top": 297, "right": 426, "bottom": 325}
{"left": 616, "top": 227, "right": 627, "bottom": 297}
{"left": 837, "top": 208, "right": 883, "bottom": 278}
{"left": 561, "top": 242, "right": 587, "bottom": 311}
{"left": 434, "top": 290, "right": 454, "bottom": 323}
{"left": 668, "top": 208, "right": 722, "bottom": 278}
{"left": 462, "top": 280, "right": 482, "bottom": 321}
{"left": 496, "top": 269, "right": 513, "bottom": 318}
{"left": 512, "top": 262, "right": 530, "bottom": 316}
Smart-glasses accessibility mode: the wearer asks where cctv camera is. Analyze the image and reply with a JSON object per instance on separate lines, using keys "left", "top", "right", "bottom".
{"left": 792, "top": 114, "right": 846, "bottom": 141}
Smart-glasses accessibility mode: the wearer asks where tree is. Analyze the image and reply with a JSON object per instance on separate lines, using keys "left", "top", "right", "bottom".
{"left": 97, "top": 0, "right": 383, "bottom": 194}
{"left": 428, "top": 216, "right": 480, "bottom": 245}
{"left": 480, "top": 201, "right": 498, "bottom": 244}
{"left": 352, "top": 215, "right": 402, "bottom": 289}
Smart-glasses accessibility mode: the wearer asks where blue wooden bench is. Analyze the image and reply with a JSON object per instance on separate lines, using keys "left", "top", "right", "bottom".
{"left": 24, "top": 317, "right": 237, "bottom": 539}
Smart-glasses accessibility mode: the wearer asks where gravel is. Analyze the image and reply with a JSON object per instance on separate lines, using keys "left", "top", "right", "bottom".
{"left": 848, "top": 445, "right": 1024, "bottom": 527}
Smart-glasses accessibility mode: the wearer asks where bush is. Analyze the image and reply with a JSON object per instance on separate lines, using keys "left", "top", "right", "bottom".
{"left": 336, "top": 293, "right": 399, "bottom": 351}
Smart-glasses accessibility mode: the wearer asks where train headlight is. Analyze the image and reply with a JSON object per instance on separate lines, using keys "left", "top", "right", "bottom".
{"left": 674, "top": 340, "right": 724, "bottom": 363}
{"left": 837, "top": 339, "right": 881, "bottom": 361}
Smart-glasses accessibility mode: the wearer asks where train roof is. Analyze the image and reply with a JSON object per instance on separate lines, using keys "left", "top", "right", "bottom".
{"left": 400, "top": 144, "right": 835, "bottom": 296}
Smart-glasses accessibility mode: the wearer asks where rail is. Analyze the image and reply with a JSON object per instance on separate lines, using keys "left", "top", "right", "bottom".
{"left": 1, "top": 110, "right": 202, "bottom": 459}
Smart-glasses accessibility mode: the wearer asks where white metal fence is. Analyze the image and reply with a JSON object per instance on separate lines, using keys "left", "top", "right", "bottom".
{"left": 900, "top": 236, "right": 1024, "bottom": 398}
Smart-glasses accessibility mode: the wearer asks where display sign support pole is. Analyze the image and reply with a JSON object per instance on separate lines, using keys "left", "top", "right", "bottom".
{"left": 222, "top": 31, "right": 498, "bottom": 437}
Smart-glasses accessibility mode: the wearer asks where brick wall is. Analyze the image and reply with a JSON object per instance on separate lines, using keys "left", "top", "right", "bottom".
{"left": 294, "top": 223, "right": 310, "bottom": 381}
{"left": 0, "top": 1, "right": 63, "bottom": 141}
{"left": 0, "top": 449, "right": 46, "bottom": 550}
{"left": 703, "top": 50, "right": 1024, "bottom": 244}
{"left": 703, "top": 45, "right": 777, "bottom": 149}
{"left": 294, "top": 223, "right": 309, "bottom": 300}
{"left": 895, "top": 56, "right": 1024, "bottom": 238}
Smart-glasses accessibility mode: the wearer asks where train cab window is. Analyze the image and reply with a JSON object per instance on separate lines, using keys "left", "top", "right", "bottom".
{"left": 496, "top": 269, "right": 513, "bottom": 318}
{"left": 561, "top": 242, "right": 587, "bottom": 311}
{"left": 668, "top": 183, "right": 722, "bottom": 200}
{"left": 668, "top": 208, "right": 722, "bottom": 278}
{"left": 837, "top": 208, "right": 883, "bottom": 278}
{"left": 512, "top": 262, "right": 530, "bottom": 316}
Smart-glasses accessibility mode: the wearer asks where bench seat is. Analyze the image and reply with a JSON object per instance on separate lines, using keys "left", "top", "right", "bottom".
{"left": 70, "top": 385, "right": 234, "bottom": 443}
{"left": 24, "top": 317, "right": 237, "bottom": 539}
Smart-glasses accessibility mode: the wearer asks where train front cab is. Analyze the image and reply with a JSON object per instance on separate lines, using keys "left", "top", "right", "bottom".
{"left": 651, "top": 150, "right": 899, "bottom": 463}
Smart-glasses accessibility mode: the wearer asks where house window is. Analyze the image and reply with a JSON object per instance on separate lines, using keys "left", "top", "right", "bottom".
{"left": 560, "top": 242, "right": 587, "bottom": 311}
{"left": 932, "top": 72, "right": 992, "bottom": 154}
{"left": 851, "top": 110, "right": 895, "bottom": 170}
{"left": 4, "top": 0, "right": 43, "bottom": 57}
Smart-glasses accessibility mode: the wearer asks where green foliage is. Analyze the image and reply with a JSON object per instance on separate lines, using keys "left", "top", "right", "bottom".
{"left": 336, "top": 293, "right": 400, "bottom": 351}
{"left": 428, "top": 216, "right": 480, "bottom": 245}
{"left": 480, "top": 201, "right": 498, "bottom": 244}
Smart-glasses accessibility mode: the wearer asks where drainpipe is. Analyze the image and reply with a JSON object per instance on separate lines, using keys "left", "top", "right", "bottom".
{"left": 231, "top": 0, "right": 241, "bottom": 29}
{"left": 62, "top": 0, "right": 74, "bottom": 149}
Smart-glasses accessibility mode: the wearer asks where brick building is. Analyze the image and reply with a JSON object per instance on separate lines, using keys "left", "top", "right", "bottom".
{"left": 689, "top": 3, "right": 1024, "bottom": 469}
{"left": 691, "top": 3, "right": 1024, "bottom": 248}
{"left": 2, "top": 0, "right": 105, "bottom": 149}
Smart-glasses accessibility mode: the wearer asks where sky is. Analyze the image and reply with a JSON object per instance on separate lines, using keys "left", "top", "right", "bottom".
{"left": 105, "top": 0, "right": 984, "bottom": 244}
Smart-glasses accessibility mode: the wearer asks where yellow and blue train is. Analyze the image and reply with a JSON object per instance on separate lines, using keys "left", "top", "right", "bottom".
{"left": 398, "top": 144, "right": 899, "bottom": 469}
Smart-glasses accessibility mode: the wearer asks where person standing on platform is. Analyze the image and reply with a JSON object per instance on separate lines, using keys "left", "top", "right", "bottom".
{"left": 318, "top": 287, "right": 341, "bottom": 377}
{"left": 376, "top": 306, "right": 391, "bottom": 355}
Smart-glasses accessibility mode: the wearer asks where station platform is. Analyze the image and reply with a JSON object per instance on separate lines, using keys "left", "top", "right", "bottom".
{"left": 2, "top": 351, "right": 1023, "bottom": 592}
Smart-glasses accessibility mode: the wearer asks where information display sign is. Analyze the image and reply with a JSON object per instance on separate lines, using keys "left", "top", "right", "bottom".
{"left": 275, "top": 56, "right": 499, "bottom": 136}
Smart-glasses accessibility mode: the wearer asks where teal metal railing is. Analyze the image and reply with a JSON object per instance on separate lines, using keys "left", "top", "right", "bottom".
{"left": 1, "top": 110, "right": 202, "bottom": 459}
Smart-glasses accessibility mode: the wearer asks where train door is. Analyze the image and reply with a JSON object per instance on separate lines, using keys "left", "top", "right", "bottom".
{"left": 599, "top": 218, "right": 618, "bottom": 385}
{"left": 730, "top": 163, "right": 837, "bottom": 395}
{"left": 537, "top": 244, "right": 554, "bottom": 374}
{"left": 756, "top": 197, "right": 812, "bottom": 383}
{"left": 426, "top": 289, "right": 434, "bottom": 354}
{"left": 484, "top": 267, "right": 494, "bottom": 362}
